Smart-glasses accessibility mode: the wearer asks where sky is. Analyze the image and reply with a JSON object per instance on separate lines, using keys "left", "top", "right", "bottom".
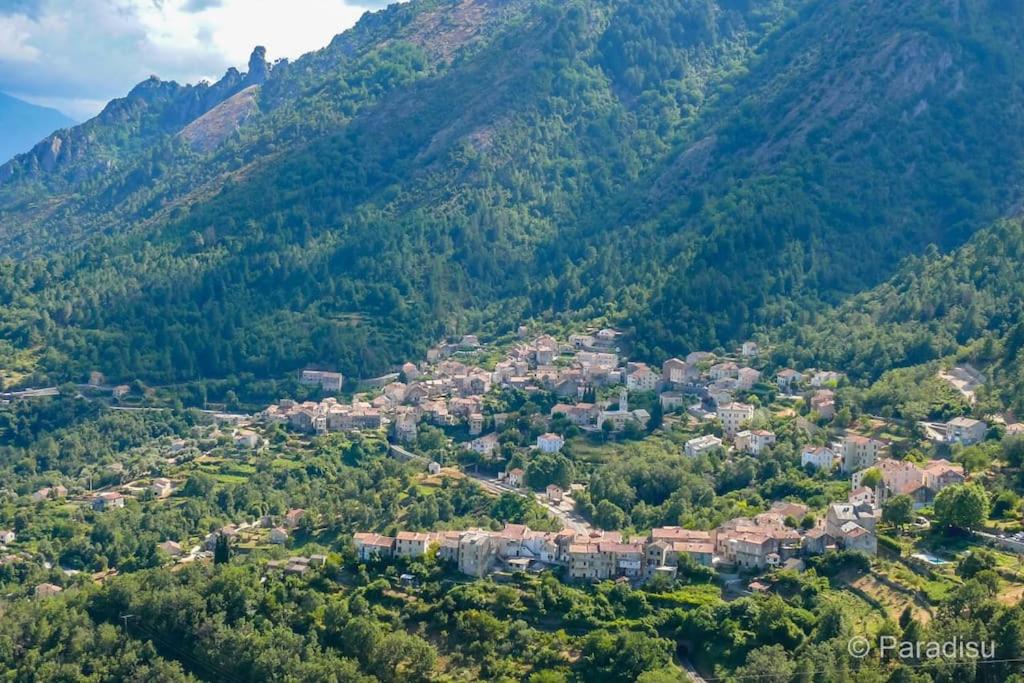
{"left": 0, "top": 0, "right": 396, "bottom": 121}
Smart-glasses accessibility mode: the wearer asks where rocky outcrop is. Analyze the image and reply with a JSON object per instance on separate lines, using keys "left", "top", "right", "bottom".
{"left": 178, "top": 86, "right": 261, "bottom": 153}
{"left": 0, "top": 46, "right": 272, "bottom": 184}
{"left": 245, "top": 46, "right": 271, "bottom": 86}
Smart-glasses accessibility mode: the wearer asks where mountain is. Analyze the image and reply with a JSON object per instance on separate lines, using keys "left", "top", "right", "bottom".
{"left": 772, "top": 216, "right": 1024, "bottom": 413}
{"left": 0, "top": 92, "right": 76, "bottom": 165}
{"left": 0, "top": 0, "right": 1022, "bottom": 390}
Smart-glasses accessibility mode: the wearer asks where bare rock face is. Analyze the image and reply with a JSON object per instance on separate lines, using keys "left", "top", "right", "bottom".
{"left": 0, "top": 45, "right": 274, "bottom": 184}
{"left": 38, "top": 136, "right": 64, "bottom": 173}
{"left": 178, "top": 86, "right": 261, "bottom": 153}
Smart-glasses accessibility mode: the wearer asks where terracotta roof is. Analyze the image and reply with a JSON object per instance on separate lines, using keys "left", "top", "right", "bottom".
{"left": 671, "top": 541, "right": 714, "bottom": 554}
{"left": 651, "top": 527, "right": 712, "bottom": 542}
{"left": 598, "top": 542, "right": 643, "bottom": 554}
{"left": 569, "top": 543, "right": 599, "bottom": 554}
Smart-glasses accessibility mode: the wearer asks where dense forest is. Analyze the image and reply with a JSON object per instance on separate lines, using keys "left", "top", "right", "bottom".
{"left": 767, "top": 218, "right": 1024, "bottom": 415}
{"left": 0, "top": 0, "right": 1022, "bottom": 391}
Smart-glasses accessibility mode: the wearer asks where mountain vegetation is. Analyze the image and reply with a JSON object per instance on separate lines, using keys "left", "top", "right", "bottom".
{"left": 1, "top": 0, "right": 1022, "bottom": 392}
{"left": 8, "top": 1, "right": 1024, "bottom": 681}
{"left": 773, "top": 217, "right": 1024, "bottom": 416}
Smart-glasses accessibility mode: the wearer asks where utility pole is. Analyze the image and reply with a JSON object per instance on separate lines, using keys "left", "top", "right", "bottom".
{"left": 119, "top": 613, "right": 135, "bottom": 632}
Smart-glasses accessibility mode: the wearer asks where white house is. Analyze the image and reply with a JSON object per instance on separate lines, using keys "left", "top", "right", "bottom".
{"left": 395, "top": 531, "right": 431, "bottom": 558}
{"left": 841, "top": 435, "right": 884, "bottom": 473}
{"left": 353, "top": 532, "right": 395, "bottom": 560}
{"left": 801, "top": 446, "right": 836, "bottom": 471}
{"left": 300, "top": 370, "right": 344, "bottom": 392}
{"left": 735, "top": 429, "right": 776, "bottom": 456}
{"left": 270, "top": 527, "right": 289, "bottom": 545}
{"left": 945, "top": 417, "right": 987, "bottom": 446}
{"left": 626, "top": 364, "right": 659, "bottom": 392}
{"left": 546, "top": 484, "right": 563, "bottom": 503}
{"left": 776, "top": 369, "right": 803, "bottom": 393}
{"left": 685, "top": 434, "right": 724, "bottom": 457}
{"left": 151, "top": 478, "right": 173, "bottom": 499}
{"left": 234, "top": 429, "right": 261, "bottom": 449}
{"left": 736, "top": 367, "right": 761, "bottom": 390}
{"left": 34, "top": 583, "right": 63, "bottom": 599}
{"left": 505, "top": 468, "right": 525, "bottom": 488}
{"left": 537, "top": 433, "right": 565, "bottom": 454}
{"left": 158, "top": 540, "right": 183, "bottom": 557}
{"left": 717, "top": 402, "right": 754, "bottom": 438}
{"left": 661, "top": 358, "right": 692, "bottom": 385}
{"left": 709, "top": 362, "right": 739, "bottom": 381}
{"left": 705, "top": 386, "right": 732, "bottom": 408}
{"left": 92, "top": 492, "right": 125, "bottom": 511}
{"left": 0, "top": 529, "right": 14, "bottom": 545}
{"left": 659, "top": 391, "right": 686, "bottom": 411}
{"left": 469, "top": 433, "right": 500, "bottom": 457}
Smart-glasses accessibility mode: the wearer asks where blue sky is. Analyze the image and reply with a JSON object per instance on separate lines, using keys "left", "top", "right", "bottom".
{"left": 0, "top": 0, "right": 395, "bottom": 121}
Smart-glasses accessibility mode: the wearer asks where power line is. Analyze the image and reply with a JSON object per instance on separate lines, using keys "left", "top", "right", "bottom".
{"left": 118, "top": 617, "right": 246, "bottom": 683}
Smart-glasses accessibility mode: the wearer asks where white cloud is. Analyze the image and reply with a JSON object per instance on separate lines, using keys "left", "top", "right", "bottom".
{"left": 0, "top": 0, "right": 393, "bottom": 120}
{"left": 0, "top": 14, "right": 43, "bottom": 62}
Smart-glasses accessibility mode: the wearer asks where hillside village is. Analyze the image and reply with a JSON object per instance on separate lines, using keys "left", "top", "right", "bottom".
{"left": 234, "top": 326, "right": 1011, "bottom": 586}
{"left": 4, "top": 324, "right": 1009, "bottom": 594}
{"left": 4, "top": 325, "right": 1024, "bottom": 682}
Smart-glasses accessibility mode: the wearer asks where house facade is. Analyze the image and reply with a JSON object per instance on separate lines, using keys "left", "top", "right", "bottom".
{"left": 717, "top": 402, "right": 754, "bottom": 438}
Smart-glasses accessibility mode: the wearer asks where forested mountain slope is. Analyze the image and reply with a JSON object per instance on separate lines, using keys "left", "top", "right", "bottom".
{"left": 0, "top": 0, "right": 536, "bottom": 256}
{"left": 772, "top": 217, "right": 1024, "bottom": 411}
{"left": 0, "top": 0, "right": 1021, "bottom": 389}
{"left": 615, "top": 0, "right": 1024, "bottom": 358}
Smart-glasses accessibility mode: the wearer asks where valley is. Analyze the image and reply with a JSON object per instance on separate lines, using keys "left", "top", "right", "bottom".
{"left": 3, "top": 0, "right": 1024, "bottom": 680}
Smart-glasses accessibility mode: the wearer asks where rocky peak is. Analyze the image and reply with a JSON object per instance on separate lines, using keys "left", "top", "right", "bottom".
{"left": 245, "top": 46, "right": 271, "bottom": 86}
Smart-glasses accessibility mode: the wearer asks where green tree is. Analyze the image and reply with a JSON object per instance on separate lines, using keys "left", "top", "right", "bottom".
{"left": 958, "top": 548, "right": 998, "bottom": 578}
{"left": 934, "top": 483, "right": 989, "bottom": 531}
{"left": 647, "top": 401, "right": 663, "bottom": 431}
{"left": 882, "top": 494, "right": 914, "bottom": 533}
{"left": 594, "top": 499, "right": 628, "bottom": 530}
{"left": 859, "top": 468, "right": 882, "bottom": 490}
{"left": 213, "top": 534, "right": 230, "bottom": 565}
{"left": 734, "top": 645, "right": 796, "bottom": 683}
{"left": 370, "top": 632, "right": 436, "bottom": 683}
{"left": 577, "top": 631, "right": 672, "bottom": 683}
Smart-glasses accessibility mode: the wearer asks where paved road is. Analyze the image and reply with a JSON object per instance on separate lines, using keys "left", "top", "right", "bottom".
{"left": 0, "top": 386, "right": 59, "bottom": 399}
{"left": 466, "top": 471, "right": 592, "bottom": 534}
{"left": 389, "top": 443, "right": 430, "bottom": 463}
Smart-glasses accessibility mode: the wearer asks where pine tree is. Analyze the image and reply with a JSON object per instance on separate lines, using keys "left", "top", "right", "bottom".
{"left": 214, "top": 534, "right": 231, "bottom": 565}
{"left": 647, "top": 400, "right": 663, "bottom": 431}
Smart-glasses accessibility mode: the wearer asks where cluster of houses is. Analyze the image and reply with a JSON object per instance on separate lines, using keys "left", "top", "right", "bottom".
{"left": 259, "top": 329, "right": 989, "bottom": 584}
{"left": 262, "top": 396, "right": 385, "bottom": 435}
{"left": 198, "top": 508, "right": 308, "bottom": 554}
{"left": 264, "top": 353, "right": 499, "bottom": 443}
{"left": 262, "top": 330, "right": 859, "bottom": 469}
{"left": 353, "top": 496, "right": 889, "bottom": 583}
{"left": 263, "top": 328, "right": 657, "bottom": 453}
